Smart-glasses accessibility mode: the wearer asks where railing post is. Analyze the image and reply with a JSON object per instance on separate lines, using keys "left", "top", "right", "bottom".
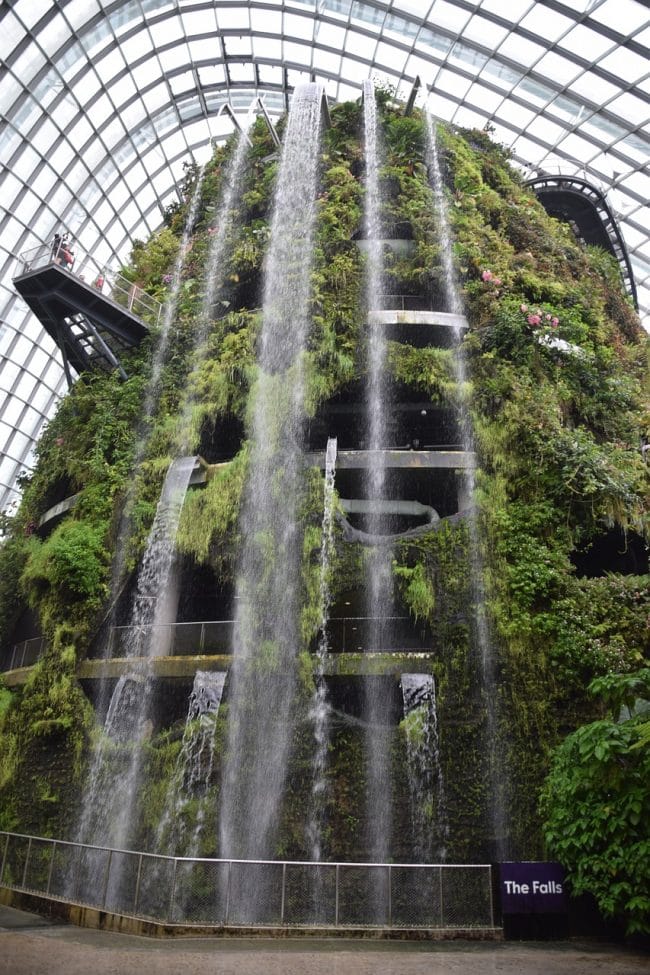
{"left": 335, "top": 863, "right": 339, "bottom": 926}
{"left": 439, "top": 865, "right": 444, "bottom": 926}
{"left": 225, "top": 860, "right": 232, "bottom": 925}
{"left": 46, "top": 840, "right": 56, "bottom": 894}
{"left": 387, "top": 864, "right": 392, "bottom": 927}
{"left": 280, "top": 861, "right": 287, "bottom": 924}
{"left": 168, "top": 858, "right": 178, "bottom": 923}
{"left": 102, "top": 849, "right": 113, "bottom": 909}
{"left": 0, "top": 833, "right": 9, "bottom": 884}
{"left": 21, "top": 837, "right": 32, "bottom": 888}
{"left": 489, "top": 864, "right": 495, "bottom": 927}
{"left": 133, "top": 853, "right": 143, "bottom": 914}
{"left": 200, "top": 622, "right": 205, "bottom": 653}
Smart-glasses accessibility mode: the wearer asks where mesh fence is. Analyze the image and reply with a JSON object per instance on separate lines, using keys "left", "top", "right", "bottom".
{"left": 0, "top": 831, "right": 493, "bottom": 929}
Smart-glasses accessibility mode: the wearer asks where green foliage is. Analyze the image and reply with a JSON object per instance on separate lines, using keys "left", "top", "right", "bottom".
{"left": 540, "top": 669, "right": 650, "bottom": 934}
{"left": 393, "top": 560, "right": 435, "bottom": 621}
{"left": 0, "top": 625, "right": 93, "bottom": 835}
{"left": 20, "top": 519, "right": 110, "bottom": 632}
{"left": 176, "top": 448, "right": 249, "bottom": 572}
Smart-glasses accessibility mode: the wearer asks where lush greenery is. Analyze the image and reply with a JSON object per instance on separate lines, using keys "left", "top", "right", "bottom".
{"left": 541, "top": 669, "right": 650, "bottom": 934}
{"left": 0, "top": 93, "right": 647, "bottom": 933}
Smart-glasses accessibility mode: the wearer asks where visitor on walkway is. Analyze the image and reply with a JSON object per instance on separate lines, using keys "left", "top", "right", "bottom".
{"left": 51, "top": 232, "right": 62, "bottom": 263}
{"left": 59, "top": 234, "right": 75, "bottom": 268}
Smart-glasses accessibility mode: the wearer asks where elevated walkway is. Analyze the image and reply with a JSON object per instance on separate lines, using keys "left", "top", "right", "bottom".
{"left": 75, "top": 651, "right": 436, "bottom": 685}
{"left": 306, "top": 448, "right": 476, "bottom": 470}
{"left": 526, "top": 175, "right": 638, "bottom": 309}
{"left": 13, "top": 244, "right": 161, "bottom": 382}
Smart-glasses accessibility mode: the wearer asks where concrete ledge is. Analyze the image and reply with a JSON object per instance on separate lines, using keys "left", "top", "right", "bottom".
{"left": 308, "top": 449, "right": 476, "bottom": 470}
{"left": 76, "top": 652, "right": 438, "bottom": 682}
{"left": 368, "top": 310, "right": 468, "bottom": 329}
{"left": 0, "top": 888, "right": 502, "bottom": 941}
{"left": 2, "top": 666, "right": 35, "bottom": 688}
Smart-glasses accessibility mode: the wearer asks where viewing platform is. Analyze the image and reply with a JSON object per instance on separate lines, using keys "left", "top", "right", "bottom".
{"left": 2, "top": 617, "right": 439, "bottom": 686}
{"left": 13, "top": 243, "right": 161, "bottom": 382}
{"left": 306, "top": 448, "right": 476, "bottom": 470}
{"left": 526, "top": 175, "right": 638, "bottom": 309}
{"left": 75, "top": 651, "right": 436, "bottom": 686}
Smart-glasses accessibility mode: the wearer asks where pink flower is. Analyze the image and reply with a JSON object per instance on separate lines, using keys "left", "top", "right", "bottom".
{"left": 527, "top": 314, "right": 542, "bottom": 327}
{"left": 481, "top": 269, "right": 493, "bottom": 282}
{"left": 546, "top": 314, "right": 552, "bottom": 321}
{"left": 493, "top": 277, "right": 502, "bottom": 286}
{"left": 551, "top": 317, "right": 559, "bottom": 327}
{"left": 55, "top": 437, "right": 64, "bottom": 446}
{"left": 520, "top": 304, "right": 528, "bottom": 313}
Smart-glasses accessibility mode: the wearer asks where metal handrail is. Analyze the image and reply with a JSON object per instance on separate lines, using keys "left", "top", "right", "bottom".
{"left": 104, "top": 616, "right": 430, "bottom": 657}
{"left": 378, "top": 293, "right": 431, "bottom": 311}
{"left": 15, "top": 244, "right": 162, "bottom": 325}
{"left": 0, "top": 829, "right": 495, "bottom": 930}
{"left": 3, "top": 636, "right": 46, "bottom": 672}
{"left": 2, "top": 615, "right": 435, "bottom": 672}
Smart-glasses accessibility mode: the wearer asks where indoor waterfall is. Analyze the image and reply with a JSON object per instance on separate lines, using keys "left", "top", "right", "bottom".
{"left": 401, "top": 673, "right": 448, "bottom": 861}
{"left": 217, "top": 84, "right": 325, "bottom": 913}
{"left": 100, "top": 169, "right": 206, "bottom": 646}
{"left": 361, "top": 79, "right": 395, "bottom": 868}
{"left": 425, "top": 116, "right": 506, "bottom": 858}
{"left": 155, "top": 670, "right": 226, "bottom": 858}
{"left": 178, "top": 125, "right": 252, "bottom": 452}
{"left": 306, "top": 436, "right": 338, "bottom": 863}
{"left": 69, "top": 456, "right": 195, "bottom": 898}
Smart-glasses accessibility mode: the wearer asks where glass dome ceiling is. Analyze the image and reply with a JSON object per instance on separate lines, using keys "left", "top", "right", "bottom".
{"left": 1, "top": 0, "right": 649, "bottom": 511}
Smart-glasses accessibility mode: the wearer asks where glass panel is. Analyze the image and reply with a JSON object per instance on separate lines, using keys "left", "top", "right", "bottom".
{"left": 598, "top": 47, "right": 648, "bottom": 84}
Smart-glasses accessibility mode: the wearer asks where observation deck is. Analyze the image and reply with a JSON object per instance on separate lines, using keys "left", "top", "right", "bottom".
{"left": 12, "top": 243, "right": 162, "bottom": 383}
{"left": 526, "top": 175, "right": 638, "bottom": 310}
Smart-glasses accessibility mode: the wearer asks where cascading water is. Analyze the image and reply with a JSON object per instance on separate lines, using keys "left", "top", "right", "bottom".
{"left": 401, "top": 673, "right": 448, "bottom": 861}
{"left": 305, "top": 436, "right": 337, "bottom": 863}
{"left": 156, "top": 670, "right": 226, "bottom": 857}
{"left": 361, "top": 79, "right": 394, "bottom": 866}
{"left": 425, "top": 115, "right": 506, "bottom": 858}
{"left": 218, "top": 85, "right": 325, "bottom": 901}
{"left": 178, "top": 124, "right": 252, "bottom": 452}
{"left": 72, "top": 456, "right": 195, "bottom": 877}
{"left": 101, "top": 168, "right": 206, "bottom": 647}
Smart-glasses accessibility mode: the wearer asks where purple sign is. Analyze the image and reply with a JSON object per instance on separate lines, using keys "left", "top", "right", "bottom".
{"left": 500, "top": 862, "right": 567, "bottom": 914}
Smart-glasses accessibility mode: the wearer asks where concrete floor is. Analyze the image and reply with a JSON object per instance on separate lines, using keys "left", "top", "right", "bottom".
{"left": 1, "top": 903, "right": 648, "bottom": 975}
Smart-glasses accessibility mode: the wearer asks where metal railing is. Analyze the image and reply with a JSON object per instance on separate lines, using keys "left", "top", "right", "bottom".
{"left": 378, "top": 293, "right": 431, "bottom": 311}
{"left": 3, "top": 636, "right": 45, "bottom": 672}
{"left": 101, "top": 617, "right": 432, "bottom": 659}
{"left": 105, "top": 620, "right": 234, "bottom": 658}
{"left": 15, "top": 244, "right": 162, "bottom": 325}
{"left": 0, "top": 831, "right": 495, "bottom": 930}
{"left": 3, "top": 616, "right": 434, "bottom": 672}
{"left": 322, "top": 616, "right": 432, "bottom": 652}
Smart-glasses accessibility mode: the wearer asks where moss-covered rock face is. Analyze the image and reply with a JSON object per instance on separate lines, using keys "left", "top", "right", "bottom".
{"left": 0, "top": 95, "right": 647, "bottom": 889}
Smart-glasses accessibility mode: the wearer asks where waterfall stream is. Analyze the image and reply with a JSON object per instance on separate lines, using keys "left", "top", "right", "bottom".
{"left": 178, "top": 125, "right": 252, "bottom": 452}
{"left": 99, "top": 168, "right": 205, "bottom": 657}
{"left": 425, "top": 116, "right": 506, "bottom": 858}
{"left": 156, "top": 670, "right": 226, "bottom": 858}
{"left": 361, "top": 80, "right": 394, "bottom": 867}
{"left": 401, "top": 673, "right": 448, "bottom": 861}
{"left": 218, "top": 84, "right": 325, "bottom": 898}
{"left": 306, "top": 436, "right": 338, "bottom": 862}
{"left": 71, "top": 456, "right": 194, "bottom": 898}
